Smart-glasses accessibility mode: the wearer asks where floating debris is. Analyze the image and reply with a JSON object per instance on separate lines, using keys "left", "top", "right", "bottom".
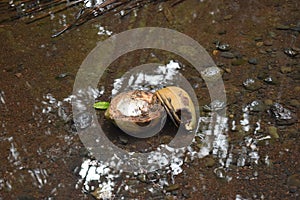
{"left": 94, "top": 101, "right": 110, "bottom": 110}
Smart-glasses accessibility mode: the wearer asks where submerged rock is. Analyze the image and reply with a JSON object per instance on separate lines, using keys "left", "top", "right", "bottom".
{"left": 268, "top": 126, "right": 279, "bottom": 139}
{"left": 73, "top": 112, "right": 92, "bottom": 130}
{"left": 280, "top": 66, "right": 292, "bottom": 74}
{"left": 248, "top": 100, "right": 265, "bottom": 112}
{"left": 284, "top": 48, "right": 299, "bottom": 57}
{"left": 287, "top": 174, "right": 300, "bottom": 192}
{"left": 264, "top": 99, "right": 273, "bottom": 107}
{"left": 220, "top": 52, "right": 235, "bottom": 59}
{"left": 203, "top": 100, "right": 226, "bottom": 112}
{"left": 231, "top": 58, "right": 246, "bottom": 66}
{"left": 165, "top": 184, "right": 180, "bottom": 192}
{"left": 216, "top": 41, "right": 231, "bottom": 51}
{"left": 276, "top": 24, "right": 290, "bottom": 30}
{"left": 263, "top": 40, "right": 273, "bottom": 46}
{"left": 248, "top": 58, "right": 258, "bottom": 65}
{"left": 137, "top": 173, "right": 147, "bottom": 183}
{"left": 269, "top": 103, "right": 297, "bottom": 125}
{"left": 290, "top": 99, "right": 300, "bottom": 108}
{"left": 118, "top": 135, "right": 128, "bottom": 145}
{"left": 243, "top": 78, "right": 262, "bottom": 91}
{"left": 263, "top": 76, "right": 278, "bottom": 85}
{"left": 204, "top": 157, "right": 215, "bottom": 167}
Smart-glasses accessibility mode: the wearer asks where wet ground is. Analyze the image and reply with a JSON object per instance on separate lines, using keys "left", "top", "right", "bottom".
{"left": 0, "top": 0, "right": 300, "bottom": 199}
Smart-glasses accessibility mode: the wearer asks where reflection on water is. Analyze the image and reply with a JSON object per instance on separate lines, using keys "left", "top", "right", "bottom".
{"left": 76, "top": 159, "right": 117, "bottom": 199}
{"left": 112, "top": 60, "right": 182, "bottom": 96}
{"left": 28, "top": 168, "right": 48, "bottom": 188}
{"left": 70, "top": 60, "right": 230, "bottom": 198}
{"left": 0, "top": 60, "right": 273, "bottom": 199}
{"left": 0, "top": 91, "right": 5, "bottom": 105}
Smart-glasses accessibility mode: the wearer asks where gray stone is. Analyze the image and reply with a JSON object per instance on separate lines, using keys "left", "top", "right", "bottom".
{"left": 248, "top": 58, "right": 258, "bottom": 65}
{"left": 220, "top": 52, "right": 235, "bottom": 59}
{"left": 165, "top": 184, "right": 180, "bottom": 192}
{"left": 268, "top": 126, "right": 279, "bottom": 139}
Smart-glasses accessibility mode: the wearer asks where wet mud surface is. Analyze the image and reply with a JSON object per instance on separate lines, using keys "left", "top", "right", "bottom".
{"left": 0, "top": 0, "right": 300, "bottom": 199}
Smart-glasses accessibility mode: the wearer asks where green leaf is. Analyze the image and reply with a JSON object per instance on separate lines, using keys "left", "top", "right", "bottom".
{"left": 94, "top": 101, "right": 110, "bottom": 110}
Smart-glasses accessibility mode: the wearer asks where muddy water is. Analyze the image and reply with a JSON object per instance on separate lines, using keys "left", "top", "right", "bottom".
{"left": 0, "top": 0, "right": 300, "bottom": 199}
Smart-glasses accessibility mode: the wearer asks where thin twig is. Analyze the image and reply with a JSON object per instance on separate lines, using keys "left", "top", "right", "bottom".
{"left": 2, "top": 0, "right": 186, "bottom": 37}
{"left": 26, "top": 0, "right": 83, "bottom": 23}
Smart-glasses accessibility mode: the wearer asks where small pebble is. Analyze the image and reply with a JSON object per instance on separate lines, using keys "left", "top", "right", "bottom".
{"left": 263, "top": 40, "right": 273, "bottom": 46}
{"left": 137, "top": 174, "right": 147, "bottom": 183}
{"left": 220, "top": 52, "right": 235, "bottom": 59}
{"left": 182, "top": 189, "right": 191, "bottom": 198}
{"left": 266, "top": 48, "right": 273, "bottom": 53}
{"left": 15, "top": 73, "right": 22, "bottom": 78}
{"left": 276, "top": 24, "right": 290, "bottom": 30}
{"left": 263, "top": 76, "right": 278, "bottom": 85}
{"left": 231, "top": 59, "right": 246, "bottom": 66}
{"left": 264, "top": 99, "right": 273, "bottom": 106}
{"left": 288, "top": 174, "right": 300, "bottom": 188}
{"left": 256, "top": 41, "right": 264, "bottom": 47}
{"left": 268, "top": 126, "right": 279, "bottom": 139}
{"left": 214, "top": 167, "right": 226, "bottom": 179}
{"left": 269, "top": 31, "right": 277, "bottom": 38}
{"left": 212, "top": 49, "right": 219, "bottom": 56}
{"left": 118, "top": 135, "right": 128, "bottom": 145}
{"left": 243, "top": 78, "right": 262, "bottom": 91}
{"left": 280, "top": 66, "right": 292, "bottom": 74}
{"left": 56, "top": 72, "right": 70, "bottom": 79}
{"left": 284, "top": 48, "right": 299, "bottom": 57}
{"left": 204, "top": 157, "right": 215, "bottom": 167}
{"left": 160, "top": 135, "right": 172, "bottom": 144}
{"left": 218, "top": 30, "right": 227, "bottom": 35}
{"left": 295, "top": 86, "right": 300, "bottom": 92}
{"left": 249, "top": 100, "right": 265, "bottom": 112}
{"left": 259, "top": 49, "right": 267, "bottom": 54}
{"left": 165, "top": 184, "right": 180, "bottom": 192}
{"left": 223, "top": 14, "right": 233, "bottom": 20}
{"left": 269, "top": 103, "right": 297, "bottom": 125}
{"left": 290, "top": 99, "right": 300, "bottom": 108}
{"left": 254, "top": 37, "right": 263, "bottom": 41}
{"left": 248, "top": 58, "right": 258, "bottom": 65}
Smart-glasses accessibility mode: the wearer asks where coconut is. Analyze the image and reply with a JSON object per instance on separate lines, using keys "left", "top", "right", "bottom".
{"left": 105, "top": 90, "right": 166, "bottom": 136}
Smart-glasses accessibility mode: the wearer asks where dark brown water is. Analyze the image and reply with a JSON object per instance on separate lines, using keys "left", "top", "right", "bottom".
{"left": 0, "top": 0, "right": 299, "bottom": 199}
